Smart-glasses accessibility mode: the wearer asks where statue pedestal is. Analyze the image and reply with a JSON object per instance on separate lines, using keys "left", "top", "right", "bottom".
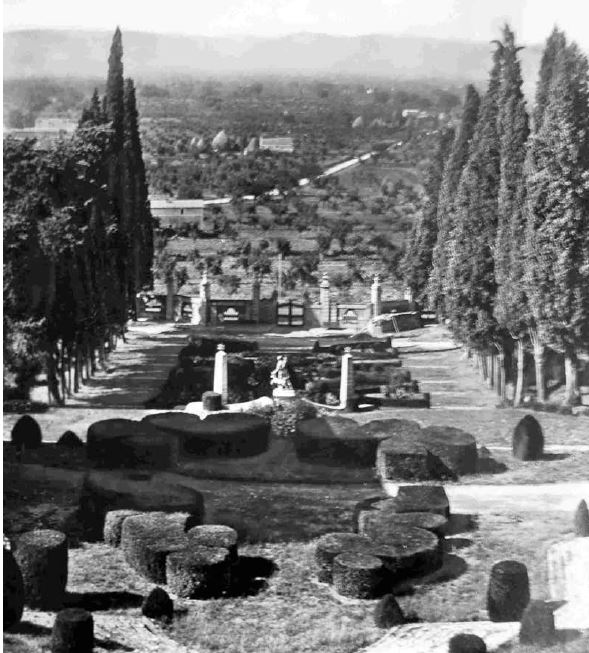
{"left": 273, "top": 388, "right": 296, "bottom": 399}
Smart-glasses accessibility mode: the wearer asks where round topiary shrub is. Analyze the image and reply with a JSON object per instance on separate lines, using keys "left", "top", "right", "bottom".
{"left": 574, "top": 499, "right": 589, "bottom": 537}
{"left": 448, "top": 633, "right": 487, "bottom": 653}
{"left": 315, "top": 532, "right": 374, "bottom": 583}
{"left": 374, "top": 593, "right": 405, "bottom": 628}
{"left": 359, "top": 511, "right": 448, "bottom": 541}
{"left": 166, "top": 546, "right": 232, "bottom": 599}
{"left": 295, "top": 416, "right": 387, "bottom": 467}
{"left": 142, "top": 587, "right": 173, "bottom": 621}
{"left": 3, "top": 548, "right": 24, "bottom": 630}
{"left": 202, "top": 391, "right": 223, "bottom": 411}
{"left": 512, "top": 415, "right": 544, "bottom": 461}
{"left": 188, "top": 525, "right": 238, "bottom": 562}
{"left": 394, "top": 485, "right": 451, "bottom": 518}
{"left": 519, "top": 600, "right": 555, "bottom": 646}
{"left": 120, "top": 512, "right": 193, "bottom": 583}
{"left": 369, "top": 527, "right": 442, "bottom": 582}
{"left": 376, "top": 438, "right": 442, "bottom": 481}
{"left": 419, "top": 426, "right": 478, "bottom": 476}
{"left": 487, "top": 560, "right": 530, "bottom": 622}
{"left": 332, "top": 552, "right": 385, "bottom": 599}
{"left": 51, "top": 608, "right": 93, "bottom": 653}
{"left": 11, "top": 415, "right": 42, "bottom": 449}
{"left": 144, "top": 412, "right": 270, "bottom": 458}
{"left": 57, "top": 431, "right": 84, "bottom": 448}
{"left": 78, "top": 470, "right": 204, "bottom": 541}
{"left": 14, "top": 529, "right": 68, "bottom": 609}
{"left": 103, "top": 510, "right": 143, "bottom": 547}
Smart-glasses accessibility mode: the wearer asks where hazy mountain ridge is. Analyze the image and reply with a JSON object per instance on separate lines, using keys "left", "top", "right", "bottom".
{"left": 4, "top": 29, "right": 543, "bottom": 87}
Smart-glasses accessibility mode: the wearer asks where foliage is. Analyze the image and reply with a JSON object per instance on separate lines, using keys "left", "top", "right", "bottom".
{"left": 428, "top": 84, "right": 480, "bottom": 311}
{"left": 524, "top": 40, "right": 589, "bottom": 359}
{"left": 444, "top": 43, "right": 503, "bottom": 349}
{"left": 402, "top": 126, "right": 454, "bottom": 302}
{"left": 3, "top": 29, "right": 153, "bottom": 403}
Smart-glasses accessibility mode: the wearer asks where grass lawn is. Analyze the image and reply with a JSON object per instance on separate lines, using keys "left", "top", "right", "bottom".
{"left": 4, "top": 468, "right": 589, "bottom": 653}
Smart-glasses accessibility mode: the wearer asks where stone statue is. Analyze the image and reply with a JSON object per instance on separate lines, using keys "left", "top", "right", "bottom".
{"left": 270, "top": 355, "right": 295, "bottom": 397}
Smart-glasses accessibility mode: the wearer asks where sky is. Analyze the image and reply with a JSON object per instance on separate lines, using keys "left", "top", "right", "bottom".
{"left": 3, "top": 0, "right": 589, "bottom": 49}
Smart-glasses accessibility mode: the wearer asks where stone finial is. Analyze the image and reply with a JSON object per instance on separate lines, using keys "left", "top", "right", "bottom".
{"left": 200, "top": 270, "right": 209, "bottom": 286}
{"left": 344, "top": 346, "right": 352, "bottom": 355}
{"left": 217, "top": 343, "right": 225, "bottom": 352}
{"left": 320, "top": 273, "right": 330, "bottom": 288}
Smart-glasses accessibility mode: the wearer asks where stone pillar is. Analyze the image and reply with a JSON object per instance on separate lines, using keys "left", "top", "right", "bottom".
{"left": 198, "top": 271, "right": 210, "bottom": 326}
{"left": 190, "top": 296, "right": 201, "bottom": 325}
{"left": 319, "top": 274, "right": 331, "bottom": 327}
{"left": 213, "top": 344, "right": 228, "bottom": 405}
{"left": 252, "top": 276, "right": 261, "bottom": 324}
{"left": 371, "top": 274, "right": 382, "bottom": 318}
{"left": 339, "top": 346, "right": 356, "bottom": 411}
{"left": 165, "top": 278, "right": 176, "bottom": 322}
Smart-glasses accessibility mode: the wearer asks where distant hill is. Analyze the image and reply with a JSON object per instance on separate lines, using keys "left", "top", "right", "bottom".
{"left": 4, "top": 29, "right": 543, "bottom": 90}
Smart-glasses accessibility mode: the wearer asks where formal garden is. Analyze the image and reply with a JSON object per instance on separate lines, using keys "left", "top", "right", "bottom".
{"left": 4, "top": 323, "right": 589, "bottom": 653}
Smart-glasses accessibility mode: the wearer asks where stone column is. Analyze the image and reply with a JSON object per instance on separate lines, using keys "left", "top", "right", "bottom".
{"left": 371, "top": 274, "right": 382, "bottom": 318}
{"left": 190, "top": 296, "right": 201, "bottom": 325}
{"left": 213, "top": 344, "right": 228, "bottom": 405}
{"left": 339, "top": 346, "right": 356, "bottom": 411}
{"left": 165, "top": 277, "right": 176, "bottom": 322}
{"left": 198, "top": 271, "right": 210, "bottom": 326}
{"left": 252, "top": 276, "right": 261, "bottom": 324}
{"left": 319, "top": 274, "right": 331, "bottom": 327}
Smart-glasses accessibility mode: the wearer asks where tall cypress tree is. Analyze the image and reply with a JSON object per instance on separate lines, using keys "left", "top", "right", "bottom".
{"left": 524, "top": 40, "right": 589, "bottom": 404}
{"left": 123, "top": 78, "right": 154, "bottom": 305}
{"left": 533, "top": 27, "right": 566, "bottom": 130}
{"left": 428, "top": 85, "right": 480, "bottom": 312}
{"left": 402, "top": 126, "right": 455, "bottom": 303}
{"left": 105, "top": 27, "right": 125, "bottom": 146}
{"left": 104, "top": 27, "right": 131, "bottom": 322}
{"left": 494, "top": 26, "right": 530, "bottom": 404}
{"left": 445, "top": 45, "right": 503, "bottom": 351}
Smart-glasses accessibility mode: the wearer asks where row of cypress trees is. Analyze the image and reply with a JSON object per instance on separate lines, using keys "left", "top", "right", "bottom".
{"left": 403, "top": 25, "right": 589, "bottom": 405}
{"left": 3, "top": 28, "right": 153, "bottom": 404}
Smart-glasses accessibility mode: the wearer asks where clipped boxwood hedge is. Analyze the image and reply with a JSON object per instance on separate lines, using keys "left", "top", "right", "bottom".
{"left": 394, "top": 485, "right": 451, "bottom": 518}
{"left": 294, "top": 416, "right": 391, "bottom": 468}
{"left": 143, "top": 412, "right": 270, "bottom": 458}
{"left": 188, "top": 525, "right": 239, "bottom": 562}
{"left": 368, "top": 526, "right": 442, "bottom": 581}
{"left": 332, "top": 552, "right": 385, "bottom": 599}
{"left": 419, "top": 426, "right": 478, "bottom": 475}
{"left": 3, "top": 548, "right": 25, "bottom": 630}
{"left": 359, "top": 510, "right": 448, "bottom": 541}
{"left": 103, "top": 510, "right": 143, "bottom": 547}
{"left": 120, "top": 512, "right": 191, "bottom": 583}
{"left": 376, "top": 438, "right": 443, "bottom": 481}
{"left": 78, "top": 471, "right": 204, "bottom": 541}
{"left": 315, "top": 532, "right": 374, "bottom": 583}
{"left": 14, "top": 529, "right": 68, "bottom": 610}
{"left": 166, "top": 546, "right": 232, "bottom": 599}
{"left": 87, "top": 419, "right": 178, "bottom": 470}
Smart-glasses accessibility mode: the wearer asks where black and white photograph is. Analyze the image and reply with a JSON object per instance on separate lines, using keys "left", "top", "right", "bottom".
{"left": 3, "top": 0, "right": 589, "bottom": 651}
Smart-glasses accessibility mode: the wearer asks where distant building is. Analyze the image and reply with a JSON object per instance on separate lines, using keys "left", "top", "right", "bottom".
{"left": 4, "top": 116, "right": 77, "bottom": 147}
{"left": 259, "top": 136, "right": 294, "bottom": 154}
{"left": 150, "top": 198, "right": 205, "bottom": 228}
{"left": 33, "top": 118, "right": 78, "bottom": 131}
